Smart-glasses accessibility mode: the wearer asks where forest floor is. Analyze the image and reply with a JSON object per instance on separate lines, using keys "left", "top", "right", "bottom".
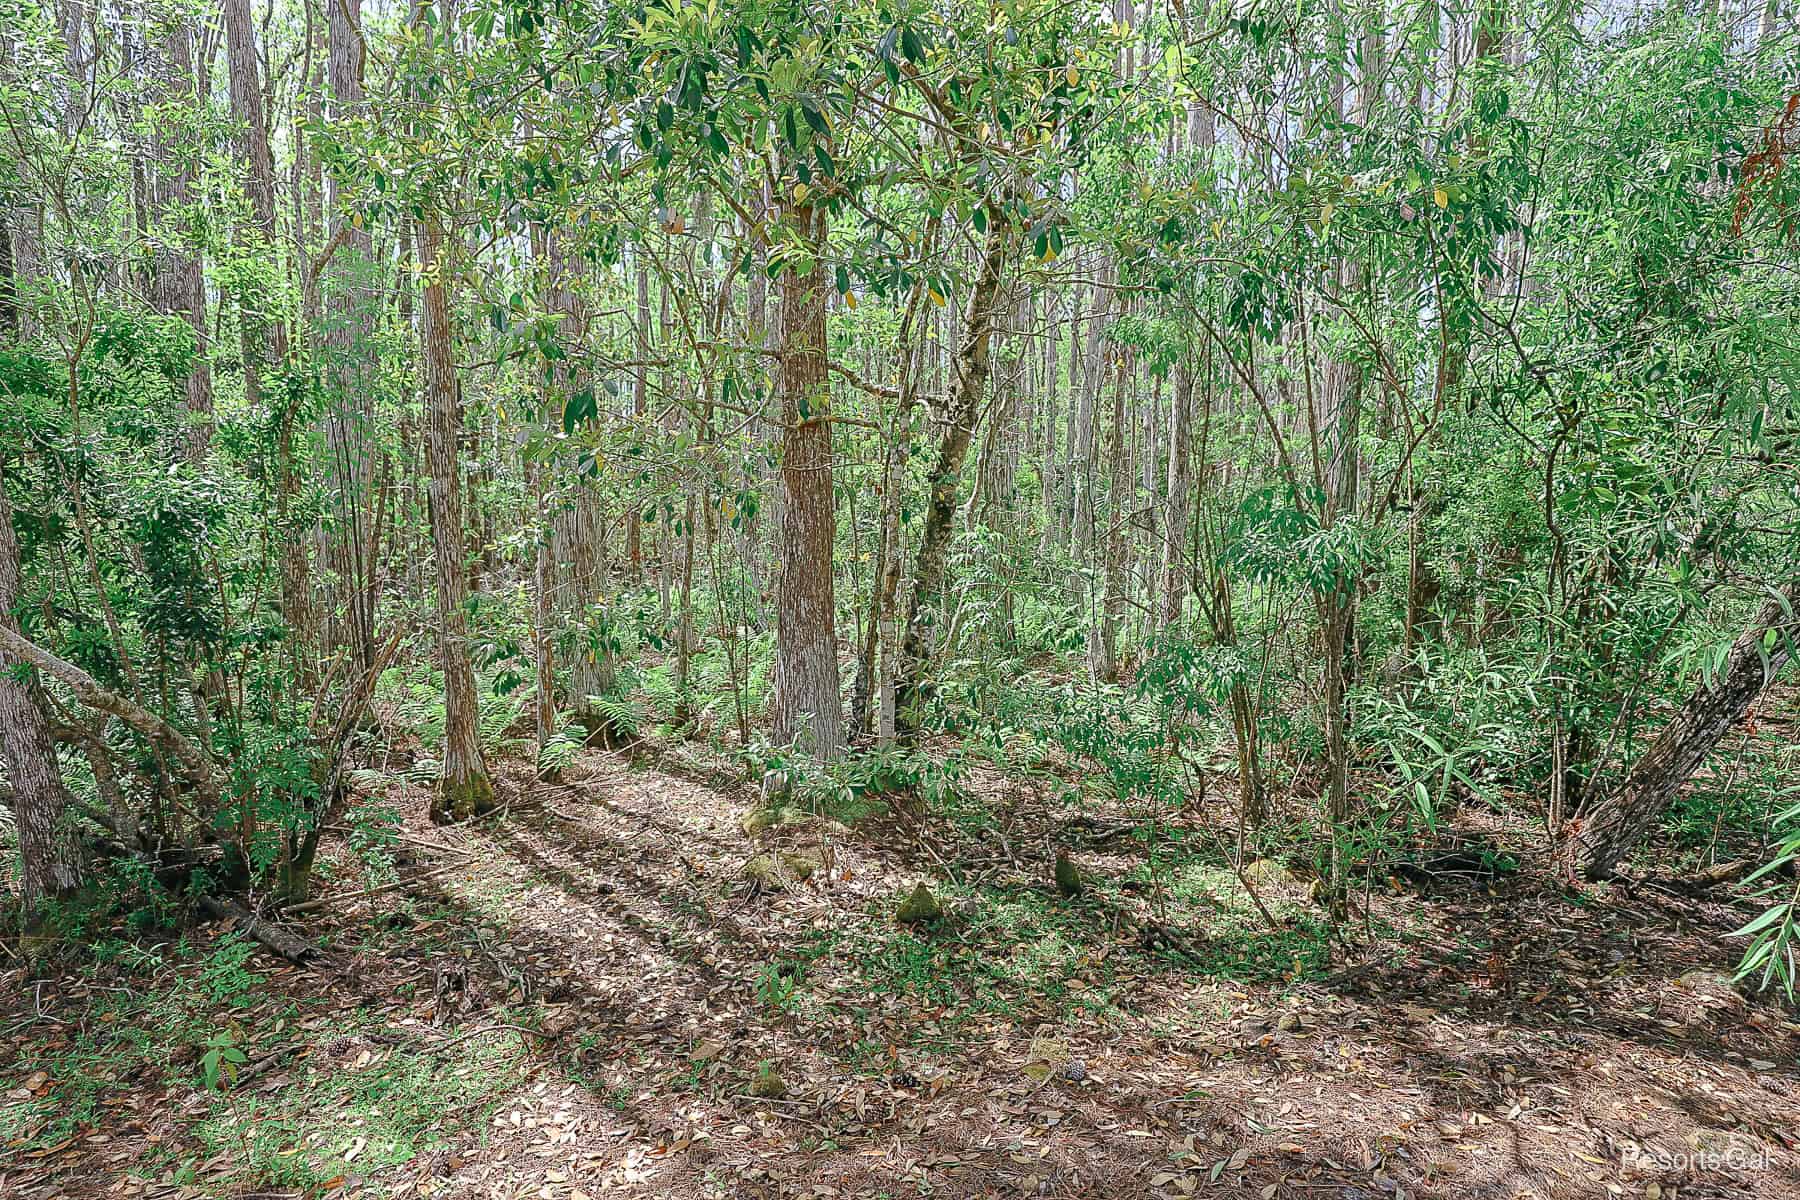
{"left": 3, "top": 746, "right": 1799, "bottom": 1200}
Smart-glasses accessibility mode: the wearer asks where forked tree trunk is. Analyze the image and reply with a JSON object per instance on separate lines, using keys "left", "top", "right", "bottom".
{"left": 850, "top": 265, "right": 930, "bottom": 741}
{"left": 1565, "top": 580, "right": 1800, "bottom": 880}
{"left": 0, "top": 459, "right": 84, "bottom": 917}
{"left": 893, "top": 211, "right": 1009, "bottom": 734}
{"left": 770, "top": 200, "right": 842, "bottom": 761}
{"left": 420, "top": 214, "right": 496, "bottom": 822}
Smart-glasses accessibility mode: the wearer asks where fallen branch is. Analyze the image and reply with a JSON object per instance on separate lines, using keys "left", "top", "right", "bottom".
{"left": 0, "top": 623, "right": 219, "bottom": 811}
{"left": 281, "top": 860, "right": 466, "bottom": 914}
{"left": 235, "top": 1042, "right": 308, "bottom": 1088}
{"left": 421, "top": 1022, "right": 559, "bottom": 1052}
{"left": 198, "top": 896, "right": 320, "bottom": 965}
{"left": 1621, "top": 859, "right": 1753, "bottom": 897}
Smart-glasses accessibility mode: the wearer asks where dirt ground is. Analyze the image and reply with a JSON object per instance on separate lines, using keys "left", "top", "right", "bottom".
{"left": 4, "top": 747, "right": 1798, "bottom": 1200}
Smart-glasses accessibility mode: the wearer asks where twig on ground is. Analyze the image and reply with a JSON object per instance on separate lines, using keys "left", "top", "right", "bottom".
{"left": 422, "top": 1022, "right": 559, "bottom": 1052}
{"left": 282, "top": 861, "right": 466, "bottom": 914}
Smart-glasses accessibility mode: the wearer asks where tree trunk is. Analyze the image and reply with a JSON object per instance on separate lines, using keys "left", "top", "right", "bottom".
{"left": 1159, "top": 350, "right": 1193, "bottom": 632}
{"left": 1318, "top": 586, "right": 1353, "bottom": 894}
{"left": 420, "top": 214, "right": 496, "bottom": 822}
{"left": 850, "top": 222, "right": 937, "bottom": 741}
{"left": 626, "top": 257, "right": 649, "bottom": 585}
{"left": 563, "top": 486, "right": 616, "bottom": 728}
{"left": 223, "top": 0, "right": 310, "bottom": 689}
{"left": 0, "top": 459, "right": 84, "bottom": 917}
{"left": 1096, "top": 339, "right": 1129, "bottom": 682}
{"left": 153, "top": 18, "right": 214, "bottom": 463}
{"left": 770, "top": 200, "right": 842, "bottom": 761}
{"left": 0, "top": 218, "right": 15, "bottom": 339}
{"left": 1565, "top": 581, "right": 1800, "bottom": 880}
{"left": 1071, "top": 273, "right": 1108, "bottom": 565}
{"left": 1038, "top": 293, "right": 1061, "bottom": 557}
{"left": 893, "top": 211, "right": 1009, "bottom": 733}
{"left": 323, "top": 0, "right": 379, "bottom": 669}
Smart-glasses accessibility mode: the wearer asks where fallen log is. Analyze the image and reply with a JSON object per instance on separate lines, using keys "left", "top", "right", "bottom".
{"left": 198, "top": 896, "right": 321, "bottom": 965}
{"left": 1619, "top": 859, "right": 1753, "bottom": 896}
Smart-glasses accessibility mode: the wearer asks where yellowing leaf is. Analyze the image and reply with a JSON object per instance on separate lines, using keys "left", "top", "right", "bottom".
{"left": 1433, "top": 187, "right": 1448, "bottom": 209}
{"left": 792, "top": 181, "right": 809, "bottom": 204}
{"left": 1066, "top": 65, "right": 1079, "bottom": 87}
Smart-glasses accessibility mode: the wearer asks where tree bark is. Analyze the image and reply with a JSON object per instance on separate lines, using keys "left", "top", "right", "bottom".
{"left": 153, "top": 18, "right": 214, "bottom": 463}
{"left": 323, "top": 0, "right": 379, "bottom": 669}
{"left": 222, "top": 0, "right": 310, "bottom": 687}
{"left": 1159, "top": 349, "right": 1193, "bottom": 632}
{"left": 626, "top": 257, "right": 649, "bottom": 585}
{"left": 0, "top": 460, "right": 84, "bottom": 915}
{"left": 850, "top": 219, "right": 938, "bottom": 741}
{"left": 1565, "top": 581, "right": 1800, "bottom": 880}
{"left": 420, "top": 214, "right": 496, "bottom": 822}
{"left": 1096, "top": 342, "right": 1128, "bottom": 682}
{"left": 770, "top": 200, "right": 843, "bottom": 761}
{"left": 893, "top": 211, "right": 1009, "bottom": 733}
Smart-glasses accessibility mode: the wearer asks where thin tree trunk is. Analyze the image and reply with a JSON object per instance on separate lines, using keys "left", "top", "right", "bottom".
{"left": 222, "top": 0, "right": 310, "bottom": 688}
{"left": 893, "top": 212, "right": 1010, "bottom": 733}
{"left": 527, "top": 222, "right": 571, "bottom": 759}
{"left": 1038, "top": 293, "right": 1061, "bottom": 557}
{"left": 1565, "top": 581, "right": 1800, "bottom": 880}
{"left": 1097, "top": 343, "right": 1127, "bottom": 682}
{"left": 1159, "top": 349, "right": 1193, "bottom": 632}
{"left": 323, "top": 0, "right": 378, "bottom": 668}
{"left": 153, "top": 18, "right": 214, "bottom": 463}
{"left": 851, "top": 245, "right": 933, "bottom": 740}
{"left": 627, "top": 257, "right": 649, "bottom": 585}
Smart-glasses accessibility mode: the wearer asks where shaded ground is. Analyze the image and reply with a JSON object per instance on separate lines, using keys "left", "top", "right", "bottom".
{"left": 3, "top": 747, "right": 1797, "bottom": 1199}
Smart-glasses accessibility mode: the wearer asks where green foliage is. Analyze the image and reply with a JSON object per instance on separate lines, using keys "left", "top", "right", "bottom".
{"left": 536, "top": 720, "right": 587, "bottom": 777}
{"left": 1733, "top": 795, "right": 1800, "bottom": 1000}
{"left": 198, "top": 1030, "right": 248, "bottom": 1091}
{"left": 197, "top": 934, "right": 261, "bottom": 1007}
{"left": 346, "top": 797, "right": 404, "bottom": 885}
{"left": 755, "top": 960, "right": 803, "bottom": 1014}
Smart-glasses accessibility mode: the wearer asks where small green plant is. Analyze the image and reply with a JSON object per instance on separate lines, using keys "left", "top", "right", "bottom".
{"left": 347, "top": 798, "right": 403, "bottom": 884}
{"left": 537, "top": 720, "right": 586, "bottom": 776}
{"left": 198, "top": 1030, "right": 248, "bottom": 1091}
{"left": 198, "top": 934, "right": 260, "bottom": 1006}
{"left": 756, "top": 961, "right": 803, "bottom": 1014}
